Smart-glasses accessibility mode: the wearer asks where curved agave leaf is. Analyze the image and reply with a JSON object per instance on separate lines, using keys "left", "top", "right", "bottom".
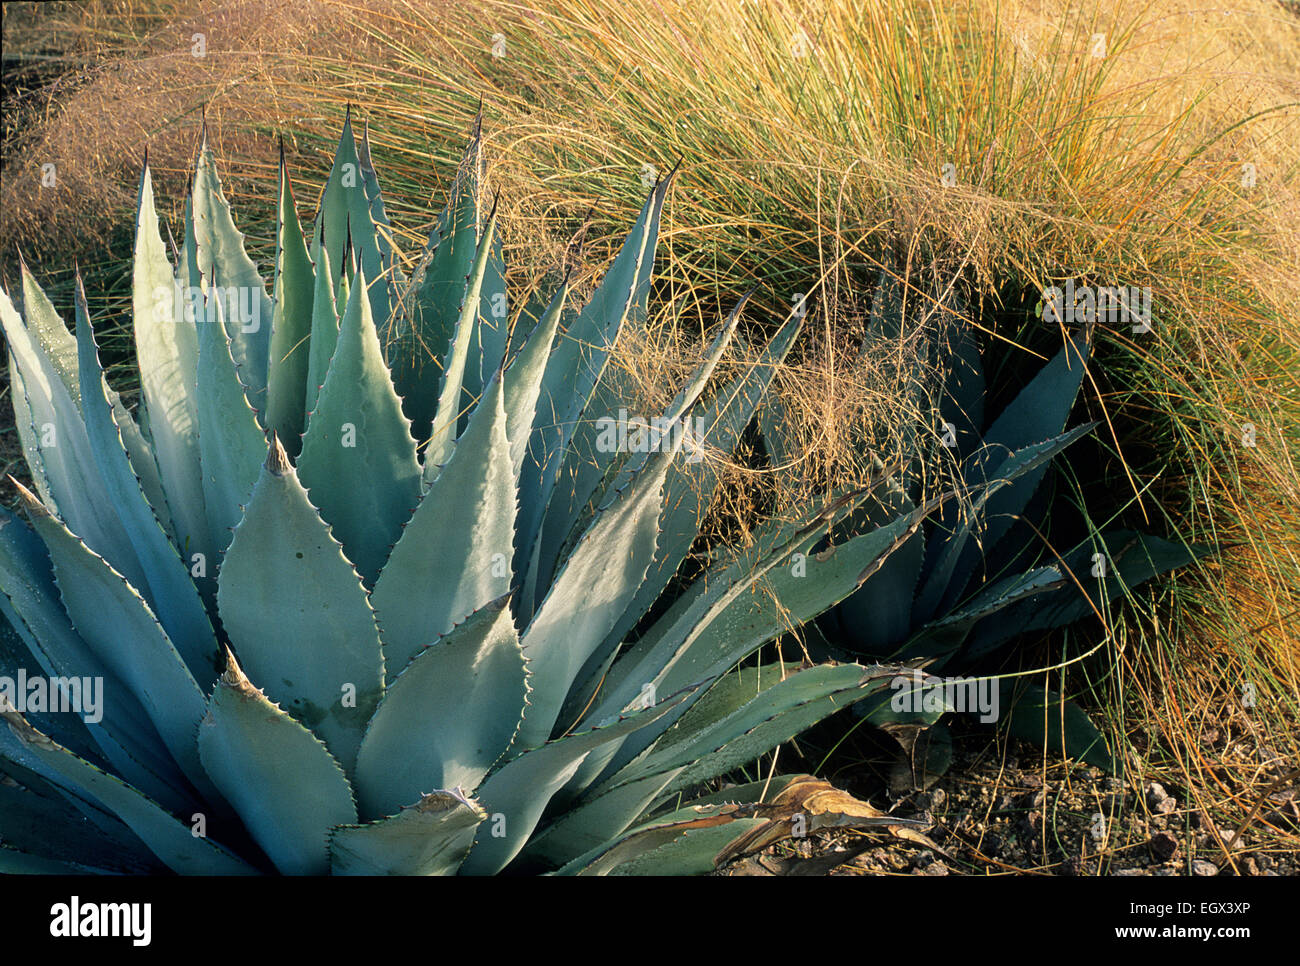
{"left": 962, "top": 531, "right": 1206, "bottom": 664}
{"left": 217, "top": 437, "right": 384, "bottom": 774}
{"left": 0, "top": 509, "right": 189, "bottom": 807}
{"left": 391, "top": 118, "right": 485, "bottom": 442}
{"left": 0, "top": 707, "right": 253, "bottom": 875}
{"left": 197, "top": 294, "right": 267, "bottom": 559}
{"left": 514, "top": 175, "right": 671, "bottom": 615}
{"left": 1, "top": 274, "right": 145, "bottom": 592}
{"left": 459, "top": 690, "right": 693, "bottom": 876}
{"left": 74, "top": 278, "right": 218, "bottom": 686}
{"left": 305, "top": 240, "right": 339, "bottom": 415}
{"left": 197, "top": 651, "right": 357, "bottom": 875}
{"left": 330, "top": 789, "right": 486, "bottom": 875}
{"left": 266, "top": 144, "right": 316, "bottom": 456}
{"left": 501, "top": 279, "right": 566, "bottom": 487}
{"left": 191, "top": 129, "right": 274, "bottom": 416}
{"left": 425, "top": 209, "right": 498, "bottom": 473}
{"left": 355, "top": 598, "right": 525, "bottom": 820}
{"left": 912, "top": 421, "right": 1095, "bottom": 623}
{"left": 314, "top": 112, "right": 389, "bottom": 329}
{"left": 132, "top": 161, "right": 209, "bottom": 572}
{"left": 514, "top": 448, "right": 671, "bottom": 750}
{"left": 371, "top": 370, "right": 515, "bottom": 672}
{"left": 298, "top": 267, "right": 421, "bottom": 584}
{"left": 610, "top": 663, "right": 896, "bottom": 801}
{"left": 15, "top": 483, "right": 210, "bottom": 794}
{"left": 519, "top": 768, "right": 686, "bottom": 870}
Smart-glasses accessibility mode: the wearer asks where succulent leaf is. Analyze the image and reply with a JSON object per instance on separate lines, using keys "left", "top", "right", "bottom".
{"left": 197, "top": 651, "right": 358, "bottom": 875}
{"left": 297, "top": 267, "right": 421, "bottom": 584}
{"left": 216, "top": 437, "right": 384, "bottom": 774}
{"left": 354, "top": 598, "right": 525, "bottom": 820}
{"left": 371, "top": 369, "right": 515, "bottom": 671}
{"left": 330, "top": 789, "right": 486, "bottom": 875}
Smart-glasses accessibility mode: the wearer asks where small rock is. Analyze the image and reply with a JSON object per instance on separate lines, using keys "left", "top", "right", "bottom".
{"left": 1192, "top": 859, "right": 1219, "bottom": 876}
{"left": 924, "top": 861, "right": 950, "bottom": 876}
{"left": 1114, "top": 868, "right": 1147, "bottom": 876}
{"left": 1149, "top": 831, "right": 1179, "bottom": 860}
{"left": 1242, "top": 856, "right": 1259, "bottom": 876}
{"left": 1146, "top": 781, "right": 1170, "bottom": 808}
{"left": 930, "top": 788, "right": 946, "bottom": 809}
{"left": 1155, "top": 796, "right": 1178, "bottom": 815}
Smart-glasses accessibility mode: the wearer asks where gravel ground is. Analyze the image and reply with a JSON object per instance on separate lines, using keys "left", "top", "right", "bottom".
{"left": 717, "top": 728, "right": 1299, "bottom": 876}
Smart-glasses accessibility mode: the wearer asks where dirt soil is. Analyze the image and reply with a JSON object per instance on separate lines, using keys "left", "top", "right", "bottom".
{"left": 717, "top": 724, "right": 1300, "bottom": 876}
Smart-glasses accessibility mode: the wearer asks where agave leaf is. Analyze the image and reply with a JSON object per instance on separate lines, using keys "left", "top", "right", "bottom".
{"left": 304, "top": 240, "right": 339, "bottom": 415}
{"left": 939, "top": 311, "right": 985, "bottom": 458}
{"left": 74, "top": 280, "right": 218, "bottom": 686}
{"left": 132, "top": 162, "right": 208, "bottom": 570}
{"left": 900, "top": 565, "right": 1065, "bottom": 664}
{"left": 613, "top": 663, "right": 895, "bottom": 800}
{"left": 313, "top": 113, "right": 390, "bottom": 328}
{"left": 833, "top": 475, "right": 925, "bottom": 653}
{"left": 266, "top": 145, "right": 316, "bottom": 457}
{"left": 923, "top": 330, "right": 1090, "bottom": 598}
{"left": 355, "top": 119, "right": 397, "bottom": 272}
{"left": 519, "top": 768, "right": 686, "bottom": 870}
{"left": 1002, "top": 682, "right": 1114, "bottom": 772}
{"left": 355, "top": 597, "right": 525, "bottom": 820}
{"left": 513, "top": 449, "right": 671, "bottom": 750}
{"left": 464, "top": 232, "right": 508, "bottom": 418}
{"left": 963, "top": 532, "right": 1206, "bottom": 662}
{"left": 424, "top": 210, "right": 498, "bottom": 473}
{"left": 502, "top": 279, "right": 566, "bottom": 487}
{"left": 7, "top": 351, "right": 52, "bottom": 508}
{"left": 591, "top": 308, "right": 799, "bottom": 651}
{"left": 191, "top": 132, "right": 274, "bottom": 417}
{"left": 575, "top": 491, "right": 937, "bottom": 792}
{"left": 537, "top": 296, "right": 761, "bottom": 616}
{"left": 197, "top": 651, "right": 358, "bottom": 875}
{"left": 371, "top": 370, "right": 515, "bottom": 671}
{"left": 391, "top": 121, "right": 485, "bottom": 442}
{"left": 196, "top": 294, "right": 267, "bottom": 559}
{"left": 0, "top": 776, "right": 160, "bottom": 873}
{"left": 298, "top": 267, "right": 421, "bottom": 585}
{"left": 217, "top": 438, "right": 384, "bottom": 774}
{"left": 458, "top": 690, "right": 691, "bottom": 875}
{"left": 0, "top": 509, "right": 189, "bottom": 807}
{"left": 913, "top": 422, "right": 1095, "bottom": 623}
{"left": 1, "top": 275, "right": 145, "bottom": 592}
{"left": 0, "top": 707, "right": 253, "bottom": 874}
{"left": 0, "top": 845, "right": 127, "bottom": 874}
{"left": 15, "top": 483, "right": 211, "bottom": 793}
{"left": 330, "top": 789, "right": 486, "bottom": 875}
{"left": 513, "top": 176, "right": 671, "bottom": 614}
{"left": 552, "top": 777, "right": 803, "bottom": 876}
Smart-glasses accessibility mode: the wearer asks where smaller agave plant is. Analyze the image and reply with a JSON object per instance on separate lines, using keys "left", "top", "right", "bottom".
{"left": 762, "top": 270, "right": 1202, "bottom": 768}
{"left": 0, "top": 114, "right": 951, "bottom": 875}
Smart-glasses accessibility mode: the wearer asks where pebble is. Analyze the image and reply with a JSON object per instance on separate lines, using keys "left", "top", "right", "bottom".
{"left": 1192, "top": 859, "right": 1219, "bottom": 876}
{"left": 1149, "top": 831, "right": 1179, "bottom": 860}
{"left": 924, "top": 861, "right": 950, "bottom": 876}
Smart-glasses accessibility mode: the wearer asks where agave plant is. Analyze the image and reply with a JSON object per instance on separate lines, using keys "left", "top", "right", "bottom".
{"left": 0, "top": 115, "right": 945, "bottom": 875}
{"left": 762, "top": 270, "right": 1202, "bottom": 768}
